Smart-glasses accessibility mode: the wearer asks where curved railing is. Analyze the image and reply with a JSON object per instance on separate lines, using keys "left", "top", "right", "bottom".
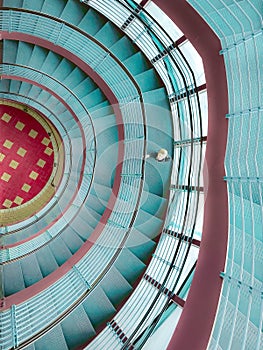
{"left": 81, "top": 0, "right": 205, "bottom": 348}
{"left": 0, "top": 63, "right": 95, "bottom": 260}
{"left": 0, "top": 7, "right": 154, "bottom": 348}
{"left": 0, "top": 0, "right": 208, "bottom": 348}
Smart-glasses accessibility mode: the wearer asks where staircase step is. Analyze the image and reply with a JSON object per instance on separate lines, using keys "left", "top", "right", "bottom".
{"left": 92, "top": 113, "right": 116, "bottom": 134}
{"left": 3, "top": 0, "right": 23, "bottom": 7}
{"left": 78, "top": 8, "right": 108, "bottom": 36}
{"left": 41, "top": 50, "right": 62, "bottom": 74}
{"left": 126, "top": 228, "right": 156, "bottom": 264}
{"left": 79, "top": 203, "right": 102, "bottom": 226}
{"left": 144, "top": 158, "right": 172, "bottom": 197}
{"left": 68, "top": 214, "right": 96, "bottom": 242}
{"left": 3, "top": 260, "right": 26, "bottom": 296}
{"left": 141, "top": 190, "right": 167, "bottom": 219}
{"left": 63, "top": 66, "right": 87, "bottom": 90}
{"left": 95, "top": 21, "right": 123, "bottom": 48}
{"left": 9, "top": 79, "right": 21, "bottom": 93}
{"left": 61, "top": 226, "right": 85, "bottom": 255}
{"left": 20, "top": 254, "right": 44, "bottom": 288}
{"left": 73, "top": 76, "right": 98, "bottom": 100}
{"left": 0, "top": 79, "right": 11, "bottom": 93}
{"left": 89, "top": 101, "right": 113, "bottom": 118}
{"left": 3, "top": 40, "right": 18, "bottom": 63}
{"left": 18, "top": 81, "right": 32, "bottom": 96}
{"left": 34, "top": 324, "right": 68, "bottom": 350}
{"left": 86, "top": 193, "right": 107, "bottom": 216}
{"left": 82, "top": 286, "right": 116, "bottom": 329}
{"left": 22, "top": 0, "right": 44, "bottom": 12}
{"left": 49, "top": 236, "right": 73, "bottom": 266}
{"left": 23, "top": 344, "right": 36, "bottom": 350}
{"left": 90, "top": 182, "right": 112, "bottom": 204}
{"left": 28, "top": 45, "right": 49, "bottom": 70}
{"left": 100, "top": 266, "right": 133, "bottom": 308}
{"left": 36, "top": 245, "right": 59, "bottom": 277}
{"left": 41, "top": 0, "right": 66, "bottom": 18}
{"left": 81, "top": 88, "right": 107, "bottom": 109}
{"left": 114, "top": 248, "right": 146, "bottom": 285}
{"left": 123, "top": 51, "right": 152, "bottom": 76}
{"left": 134, "top": 209, "right": 163, "bottom": 240}
{"left": 143, "top": 87, "right": 171, "bottom": 108}
{"left": 52, "top": 57, "right": 75, "bottom": 82}
{"left": 59, "top": 0, "right": 86, "bottom": 25}
{"left": 110, "top": 35, "right": 139, "bottom": 61}
{"left": 16, "top": 41, "right": 34, "bottom": 66}
{"left": 96, "top": 124, "right": 119, "bottom": 151}
{"left": 135, "top": 68, "right": 163, "bottom": 92}
{"left": 61, "top": 303, "right": 96, "bottom": 349}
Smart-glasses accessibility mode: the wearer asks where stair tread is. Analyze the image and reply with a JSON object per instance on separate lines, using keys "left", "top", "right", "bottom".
{"left": 49, "top": 236, "right": 73, "bottom": 266}
{"left": 61, "top": 226, "right": 85, "bottom": 255}
{"left": 134, "top": 208, "right": 163, "bottom": 240}
{"left": 82, "top": 286, "right": 116, "bottom": 329}
{"left": 126, "top": 227, "right": 156, "bottom": 263}
{"left": 41, "top": 0, "right": 66, "bottom": 18}
{"left": 123, "top": 51, "right": 152, "bottom": 76}
{"left": 78, "top": 8, "right": 108, "bottom": 36}
{"left": 34, "top": 323, "right": 68, "bottom": 350}
{"left": 22, "top": 0, "right": 44, "bottom": 11}
{"left": 115, "top": 247, "right": 146, "bottom": 285}
{"left": 61, "top": 303, "right": 96, "bottom": 349}
{"left": 110, "top": 35, "right": 139, "bottom": 61}
{"left": 20, "top": 254, "right": 43, "bottom": 288}
{"left": 3, "top": 260, "right": 25, "bottom": 296}
{"left": 100, "top": 266, "right": 133, "bottom": 308}
{"left": 95, "top": 21, "right": 123, "bottom": 48}
{"left": 59, "top": 0, "right": 86, "bottom": 25}
{"left": 36, "top": 245, "right": 60, "bottom": 277}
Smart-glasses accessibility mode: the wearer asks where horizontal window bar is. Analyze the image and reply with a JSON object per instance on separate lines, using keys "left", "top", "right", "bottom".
{"left": 144, "top": 274, "right": 185, "bottom": 307}
{"left": 163, "top": 229, "right": 201, "bottom": 247}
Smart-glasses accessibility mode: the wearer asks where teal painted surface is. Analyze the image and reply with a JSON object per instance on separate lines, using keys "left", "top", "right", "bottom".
{"left": 82, "top": 287, "right": 116, "bottom": 328}
{"left": 34, "top": 325, "right": 69, "bottom": 350}
{"left": 60, "top": 305, "right": 96, "bottom": 349}
{"left": 99, "top": 267, "right": 133, "bottom": 308}
{"left": 95, "top": 21, "right": 124, "bottom": 48}
{"left": 114, "top": 248, "right": 146, "bottom": 285}
{"left": 110, "top": 35, "right": 139, "bottom": 61}
{"left": 188, "top": 0, "right": 263, "bottom": 348}
{"left": 78, "top": 8, "right": 108, "bottom": 35}
{"left": 0, "top": 2, "right": 175, "bottom": 348}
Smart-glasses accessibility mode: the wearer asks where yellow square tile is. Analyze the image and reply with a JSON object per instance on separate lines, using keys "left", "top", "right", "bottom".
{"left": 0, "top": 153, "right": 5, "bottom": 162}
{"left": 44, "top": 147, "right": 53, "bottom": 156}
{"left": 37, "top": 159, "right": 46, "bottom": 168}
{"left": 15, "top": 121, "right": 25, "bottom": 131}
{"left": 41, "top": 137, "right": 50, "bottom": 146}
{"left": 17, "top": 147, "right": 27, "bottom": 157}
{"left": 1, "top": 172, "right": 11, "bottom": 182}
{"left": 1, "top": 113, "right": 12, "bottom": 123}
{"left": 14, "top": 196, "right": 24, "bottom": 205}
{"left": 29, "top": 171, "right": 39, "bottom": 180}
{"left": 29, "top": 129, "right": 38, "bottom": 139}
{"left": 3, "top": 140, "right": 14, "bottom": 149}
{"left": 9, "top": 160, "right": 19, "bottom": 169}
{"left": 22, "top": 183, "right": 31, "bottom": 193}
{"left": 3, "top": 199, "right": 12, "bottom": 209}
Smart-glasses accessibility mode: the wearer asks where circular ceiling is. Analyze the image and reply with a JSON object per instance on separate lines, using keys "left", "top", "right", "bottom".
{"left": 0, "top": 100, "right": 63, "bottom": 226}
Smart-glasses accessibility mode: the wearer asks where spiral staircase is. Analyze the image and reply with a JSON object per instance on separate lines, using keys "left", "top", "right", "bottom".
{"left": 0, "top": 0, "right": 262, "bottom": 349}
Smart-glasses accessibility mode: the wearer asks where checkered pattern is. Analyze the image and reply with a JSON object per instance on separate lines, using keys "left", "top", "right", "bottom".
{"left": 0, "top": 105, "right": 54, "bottom": 209}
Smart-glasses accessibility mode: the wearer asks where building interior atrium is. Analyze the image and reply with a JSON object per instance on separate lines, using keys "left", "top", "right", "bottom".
{"left": 0, "top": 0, "right": 262, "bottom": 349}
